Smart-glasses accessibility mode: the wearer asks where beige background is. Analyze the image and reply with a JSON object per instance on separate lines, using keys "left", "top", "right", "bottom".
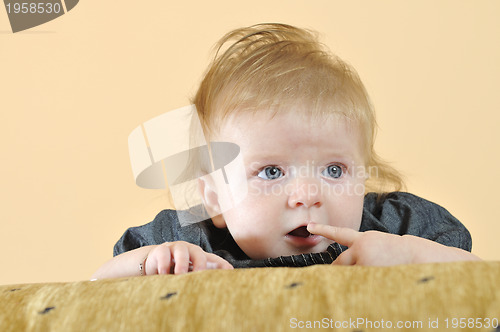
{"left": 1, "top": 1, "right": 499, "bottom": 285}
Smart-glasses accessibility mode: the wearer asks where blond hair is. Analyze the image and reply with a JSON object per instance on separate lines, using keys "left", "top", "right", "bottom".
{"left": 193, "top": 23, "right": 404, "bottom": 193}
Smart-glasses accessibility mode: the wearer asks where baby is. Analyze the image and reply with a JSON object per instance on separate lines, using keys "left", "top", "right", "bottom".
{"left": 92, "top": 23, "right": 478, "bottom": 279}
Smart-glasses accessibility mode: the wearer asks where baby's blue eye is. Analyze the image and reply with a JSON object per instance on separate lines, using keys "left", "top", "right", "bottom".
{"left": 322, "top": 164, "right": 343, "bottom": 179}
{"left": 257, "top": 166, "right": 283, "bottom": 180}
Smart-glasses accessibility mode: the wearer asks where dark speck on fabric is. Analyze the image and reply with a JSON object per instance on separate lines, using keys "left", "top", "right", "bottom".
{"left": 160, "top": 292, "right": 177, "bottom": 300}
{"left": 418, "top": 276, "right": 435, "bottom": 284}
{"left": 286, "top": 282, "right": 303, "bottom": 289}
{"left": 38, "top": 307, "right": 55, "bottom": 315}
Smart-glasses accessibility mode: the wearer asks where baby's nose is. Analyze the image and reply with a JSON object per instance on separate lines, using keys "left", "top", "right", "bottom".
{"left": 287, "top": 178, "right": 322, "bottom": 208}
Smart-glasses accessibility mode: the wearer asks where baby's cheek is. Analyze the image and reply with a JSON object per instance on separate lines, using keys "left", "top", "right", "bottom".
{"left": 229, "top": 202, "right": 280, "bottom": 240}
{"left": 224, "top": 204, "right": 261, "bottom": 234}
{"left": 327, "top": 197, "right": 364, "bottom": 230}
{"left": 228, "top": 219, "right": 275, "bottom": 259}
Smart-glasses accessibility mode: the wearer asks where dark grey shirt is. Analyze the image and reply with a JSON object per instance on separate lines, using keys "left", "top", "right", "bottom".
{"left": 114, "top": 192, "right": 472, "bottom": 268}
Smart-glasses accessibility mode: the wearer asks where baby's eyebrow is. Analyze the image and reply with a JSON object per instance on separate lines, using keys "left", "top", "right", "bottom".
{"left": 246, "top": 150, "right": 357, "bottom": 161}
{"left": 243, "top": 151, "right": 288, "bottom": 163}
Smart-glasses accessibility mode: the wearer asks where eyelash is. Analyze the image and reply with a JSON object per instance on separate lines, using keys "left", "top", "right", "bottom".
{"left": 257, "top": 166, "right": 284, "bottom": 180}
{"left": 321, "top": 164, "right": 346, "bottom": 179}
{"left": 256, "top": 163, "right": 347, "bottom": 180}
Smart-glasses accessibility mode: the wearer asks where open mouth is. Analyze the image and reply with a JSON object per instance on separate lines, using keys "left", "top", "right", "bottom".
{"left": 288, "top": 226, "right": 312, "bottom": 238}
{"left": 285, "top": 225, "right": 322, "bottom": 247}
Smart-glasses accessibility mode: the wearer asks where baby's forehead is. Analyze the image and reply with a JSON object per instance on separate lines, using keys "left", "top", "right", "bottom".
{"left": 218, "top": 109, "right": 364, "bottom": 150}
{"left": 223, "top": 106, "right": 361, "bottom": 132}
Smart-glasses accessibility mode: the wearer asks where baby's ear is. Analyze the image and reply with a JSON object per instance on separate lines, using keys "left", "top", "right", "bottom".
{"left": 197, "top": 176, "right": 226, "bottom": 228}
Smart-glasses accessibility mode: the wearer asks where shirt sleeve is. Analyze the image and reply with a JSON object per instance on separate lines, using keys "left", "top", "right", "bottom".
{"left": 113, "top": 209, "right": 210, "bottom": 257}
{"left": 360, "top": 192, "right": 472, "bottom": 251}
{"left": 113, "top": 210, "right": 184, "bottom": 256}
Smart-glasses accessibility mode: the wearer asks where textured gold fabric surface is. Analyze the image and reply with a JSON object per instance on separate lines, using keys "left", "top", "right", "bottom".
{"left": 1, "top": 261, "right": 499, "bottom": 331}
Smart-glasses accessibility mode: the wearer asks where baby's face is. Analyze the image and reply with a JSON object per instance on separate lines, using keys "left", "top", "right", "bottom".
{"left": 210, "top": 109, "right": 366, "bottom": 259}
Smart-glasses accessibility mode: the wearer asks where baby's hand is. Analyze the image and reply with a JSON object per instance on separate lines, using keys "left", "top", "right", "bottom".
{"left": 307, "top": 223, "right": 479, "bottom": 266}
{"left": 145, "top": 241, "right": 233, "bottom": 275}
